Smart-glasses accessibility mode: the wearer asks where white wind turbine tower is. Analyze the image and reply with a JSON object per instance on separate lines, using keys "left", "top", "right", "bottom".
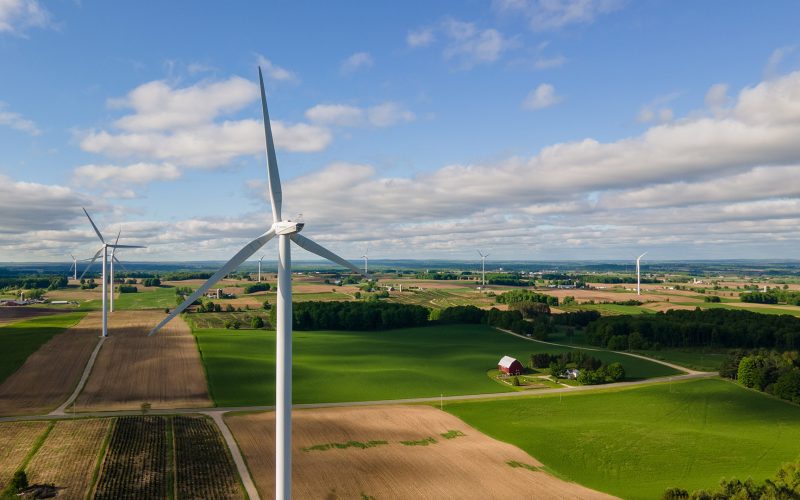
{"left": 258, "top": 255, "right": 265, "bottom": 282}
{"left": 109, "top": 231, "right": 132, "bottom": 313}
{"left": 69, "top": 254, "right": 78, "bottom": 281}
{"left": 79, "top": 209, "right": 145, "bottom": 337}
{"left": 477, "top": 250, "right": 489, "bottom": 287}
{"left": 362, "top": 245, "right": 369, "bottom": 276}
{"left": 149, "top": 67, "right": 367, "bottom": 500}
{"left": 636, "top": 252, "right": 647, "bottom": 296}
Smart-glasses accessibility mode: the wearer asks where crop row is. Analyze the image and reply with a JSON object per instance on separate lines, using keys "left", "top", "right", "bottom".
{"left": 173, "top": 415, "right": 241, "bottom": 499}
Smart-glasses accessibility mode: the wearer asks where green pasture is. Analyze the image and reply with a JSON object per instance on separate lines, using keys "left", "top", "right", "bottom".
{"left": 191, "top": 323, "right": 679, "bottom": 407}
{"left": 561, "top": 303, "right": 655, "bottom": 315}
{"left": 0, "top": 312, "right": 86, "bottom": 384}
{"left": 446, "top": 378, "right": 800, "bottom": 499}
{"left": 631, "top": 349, "right": 726, "bottom": 372}
{"left": 114, "top": 286, "right": 179, "bottom": 310}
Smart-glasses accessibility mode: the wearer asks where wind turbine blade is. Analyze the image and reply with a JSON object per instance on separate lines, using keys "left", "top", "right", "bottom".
{"left": 149, "top": 228, "right": 276, "bottom": 336}
{"left": 109, "top": 244, "right": 146, "bottom": 249}
{"left": 258, "top": 67, "right": 283, "bottom": 223}
{"left": 111, "top": 230, "right": 121, "bottom": 258}
{"left": 78, "top": 248, "right": 103, "bottom": 280}
{"left": 291, "top": 234, "right": 366, "bottom": 277}
{"left": 82, "top": 208, "right": 105, "bottom": 243}
{"left": 113, "top": 255, "right": 128, "bottom": 273}
{"left": 638, "top": 252, "right": 647, "bottom": 260}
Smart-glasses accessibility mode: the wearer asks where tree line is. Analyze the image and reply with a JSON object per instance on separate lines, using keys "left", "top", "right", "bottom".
{"left": 741, "top": 289, "right": 800, "bottom": 306}
{"left": 584, "top": 308, "right": 800, "bottom": 350}
{"left": 663, "top": 459, "right": 800, "bottom": 499}
{"left": 293, "top": 301, "right": 429, "bottom": 331}
{"left": 718, "top": 349, "right": 800, "bottom": 405}
{"left": 496, "top": 289, "right": 559, "bottom": 306}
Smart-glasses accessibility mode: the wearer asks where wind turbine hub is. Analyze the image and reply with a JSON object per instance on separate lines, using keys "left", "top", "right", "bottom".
{"left": 274, "top": 221, "right": 305, "bottom": 235}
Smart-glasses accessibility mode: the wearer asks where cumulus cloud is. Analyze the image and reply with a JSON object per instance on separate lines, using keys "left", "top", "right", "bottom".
{"left": 407, "top": 27, "right": 435, "bottom": 48}
{"left": 442, "top": 19, "right": 514, "bottom": 68}
{"left": 0, "top": 176, "right": 91, "bottom": 233}
{"left": 73, "top": 162, "right": 182, "bottom": 187}
{"left": 764, "top": 45, "right": 796, "bottom": 79}
{"left": 0, "top": 102, "right": 40, "bottom": 135}
{"left": 507, "top": 0, "right": 625, "bottom": 31}
{"left": 705, "top": 83, "right": 729, "bottom": 116}
{"left": 255, "top": 54, "right": 299, "bottom": 83}
{"left": 305, "top": 102, "right": 415, "bottom": 128}
{"left": 79, "top": 76, "right": 332, "bottom": 168}
{"left": 340, "top": 52, "right": 374, "bottom": 74}
{"left": 522, "top": 83, "right": 562, "bottom": 110}
{"left": 0, "top": 0, "right": 51, "bottom": 34}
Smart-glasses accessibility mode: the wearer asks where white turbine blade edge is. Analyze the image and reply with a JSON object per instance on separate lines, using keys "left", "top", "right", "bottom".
{"left": 110, "top": 244, "right": 146, "bottom": 249}
{"left": 82, "top": 208, "right": 105, "bottom": 243}
{"left": 111, "top": 230, "right": 121, "bottom": 258}
{"left": 291, "top": 234, "right": 366, "bottom": 277}
{"left": 78, "top": 248, "right": 103, "bottom": 281}
{"left": 638, "top": 252, "right": 647, "bottom": 260}
{"left": 258, "top": 67, "right": 283, "bottom": 224}
{"left": 149, "top": 228, "right": 276, "bottom": 336}
{"left": 113, "top": 256, "right": 128, "bottom": 273}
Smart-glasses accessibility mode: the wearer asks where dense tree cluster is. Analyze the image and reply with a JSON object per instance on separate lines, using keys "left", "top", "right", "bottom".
{"left": 141, "top": 278, "right": 161, "bottom": 287}
{"left": 663, "top": 459, "right": 800, "bottom": 499}
{"left": 496, "top": 289, "right": 559, "bottom": 306}
{"left": 0, "top": 275, "right": 67, "bottom": 291}
{"left": 531, "top": 352, "right": 625, "bottom": 385}
{"left": 585, "top": 309, "right": 800, "bottom": 350}
{"left": 508, "top": 301, "right": 551, "bottom": 317}
{"left": 244, "top": 282, "right": 271, "bottom": 294}
{"left": 437, "top": 305, "right": 552, "bottom": 340}
{"left": 741, "top": 289, "right": 800, "bottom": 305}
{"left": 414, "top": 271, "right": 460, "bottom": 280}
{"left": 551, "top": 310, "right": 601, "bottom": 327}
{"left": 293, "top": 301, "right": 429, "bottom": 331}
{"left": 719, "top": 349, "right": 800, "bottom": 404}
{"left": 118, "top": 285, "right": 138, "bottom": 293}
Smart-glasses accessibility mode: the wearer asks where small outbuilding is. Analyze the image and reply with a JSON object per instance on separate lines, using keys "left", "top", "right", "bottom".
{"left": 497, "top": 356, "right": 524, "bottom": 375}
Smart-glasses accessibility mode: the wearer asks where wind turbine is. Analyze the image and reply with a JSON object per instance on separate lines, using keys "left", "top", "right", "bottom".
{"left": 636, "top": 252, "right": 647, "bottom": 296}
{"left": 79, "top": 209, "right": 145, "bottom": 337}
{"left": 477, "top": 250, "right": 489, "bottom": 287}
{"left": 362, "top": 245, "right": 369, "bottom": 276}
{"left": 109, "top": 231, "right": 132, "bottom": 313}
{"left": 69, "top": 254, "right": 78, "bottom": 281}
{"left": 258, "top": 255, "right": 265, "bottom": 282}
{"left": 148, "top": 67, "right": 367, "bottom": 500}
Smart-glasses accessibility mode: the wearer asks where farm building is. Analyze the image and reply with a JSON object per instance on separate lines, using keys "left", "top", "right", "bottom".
{"left": 497, "top": 356, "right": 524, "bottom": 375}
{"left": 565, "top": 369, "right": 580, "bottom": 380}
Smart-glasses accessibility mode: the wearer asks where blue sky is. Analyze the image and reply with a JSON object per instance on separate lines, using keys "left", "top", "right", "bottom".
{"left": 1, "top": 0, "right": 800, "bottom": 262}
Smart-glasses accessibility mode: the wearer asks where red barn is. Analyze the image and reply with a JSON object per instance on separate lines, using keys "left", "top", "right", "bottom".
{"left": 498, "top": 356, "right": 523, "bottom": 375}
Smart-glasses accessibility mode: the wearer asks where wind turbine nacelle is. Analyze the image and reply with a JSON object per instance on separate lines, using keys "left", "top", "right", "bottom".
{"left": 275, "top": 221, "right": 305, "bottom": 235}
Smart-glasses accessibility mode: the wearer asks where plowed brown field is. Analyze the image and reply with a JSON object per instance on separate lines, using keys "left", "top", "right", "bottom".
{"left": 26, "top": 419, "right": 110, "bottom": 499}
{"left": 0, "top": 313, "right": 99, "bottom": 416}
{"left": 74, "top": 311, "right": 212, "bottom": 411}
{"left": 0, "top": 307, "right": 70, "bottom": 325}
{"left": 226, "top": 405, "right": 615, "bottom": 499}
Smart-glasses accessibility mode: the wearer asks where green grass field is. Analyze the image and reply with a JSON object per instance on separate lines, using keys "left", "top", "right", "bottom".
{"left": 114, "top": 287, "right": 179, "bottom": 310}
{"left": 445, "top": 378, "right": 800, "bottom": 499}
{"left": 631, "top": 349, "right": 726, "bottom": 372}
{"left": 191, "top": 323, "right": 680, "bottom": 407}
{"left": 674, "top": 301, "right": 800, "bottom": 316}
{"left": 561, "top": 303, "right": 655, "bottom": 315}
{"left": 0, "top": 312, "right": 86, "bottom": 384}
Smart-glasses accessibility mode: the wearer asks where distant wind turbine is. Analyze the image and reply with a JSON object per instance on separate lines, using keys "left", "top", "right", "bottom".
{"left": 477, "top": 250, "right": 490, "bottom": 287}
{"left": 362, "top": 245, "right": 369, "bottom": 276}
{"left": 258, "top": 255, "right": 265, "bottom": 282}
{"left": 69, "top": 254, "right": 77, "bottom": 281}
{"left": 79, "top": 209, "right": 145, "bottom": 337}
{"left": 109, "top": 231, "right": 132, "bottom": 313}
{"left": 149, "top": 67, "right": 367, "bottom": 500}
{"left": 636, "top": 252, "right": 647, "bottom": 296}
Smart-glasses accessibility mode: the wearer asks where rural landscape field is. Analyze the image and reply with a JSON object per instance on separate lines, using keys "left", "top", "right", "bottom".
{"left": 3, "top": 1, "right": 800, "bottom": 499}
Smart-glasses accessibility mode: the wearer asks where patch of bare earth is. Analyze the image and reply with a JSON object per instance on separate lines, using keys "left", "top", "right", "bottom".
{"left": 74, "top": 311, "right": 212, "bottom": 411}
{"left": 0, "top": 314, "right": 99, "bottom": 416}
{"left": 0, "top": 307, "right": 73, "bottom": 325}
{"left": 26, "top": 419, "right": 111, "bottom": 499}
{"left": 0, "top": 421, "right": 50, "bottom": 488}
{"left": 226, "top": 405, "right": 615, "bottom": 499}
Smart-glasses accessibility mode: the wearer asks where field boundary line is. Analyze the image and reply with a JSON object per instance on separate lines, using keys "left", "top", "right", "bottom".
{"left": 51, "top": 335, "right": 106, "bottom": 416}
{"left": 205, "top": 410, "right": 261, "bottom": 500}
{"left": 494, "top": 327, "right": 710, "bottom": 375}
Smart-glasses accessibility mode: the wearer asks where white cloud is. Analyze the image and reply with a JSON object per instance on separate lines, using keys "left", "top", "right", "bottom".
{"left": 79, "top": 76, "right": 332, "bottom": 168}
{"left": 305, "top": 102, "right": 415, "bottom": 128}
{"left": 527, "top": 0, "right": 624, "bottom": 31}
{"left": 442, "top": 19, "right": 513, "bottom": 68}
{"left": 109, "top": 77, "right": 258, "bottom": 132}
{"left": 636, "top": 91, "right": 681, "bottom": 124}
{"left": 705, "top": 83, "right": 729, "bottom": 116}
{"left": 407, "top": 28, "right": 435, "bottom": 48}
{"left": 0, "top": 0, "right": 51, "bottom": 34}
{"left": 522, "top": 83, "right": 562, "bottom": 110}
{"left": 255, "top": 54, "right": 299, "bottom": 83}
{"left": 0, "top": 102, "right": 40, "bottom": 135}
{"left": 340, "top": 52, "right": 374, "bottom": 75}
{"left": 0, "top": 176, "right": 90, "bottom": 233}
{"left": 73, "top": 162, "right": 182, "bottom": 187}
{"left": 764, "top": 45, "right": 796, "bottom": 79}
